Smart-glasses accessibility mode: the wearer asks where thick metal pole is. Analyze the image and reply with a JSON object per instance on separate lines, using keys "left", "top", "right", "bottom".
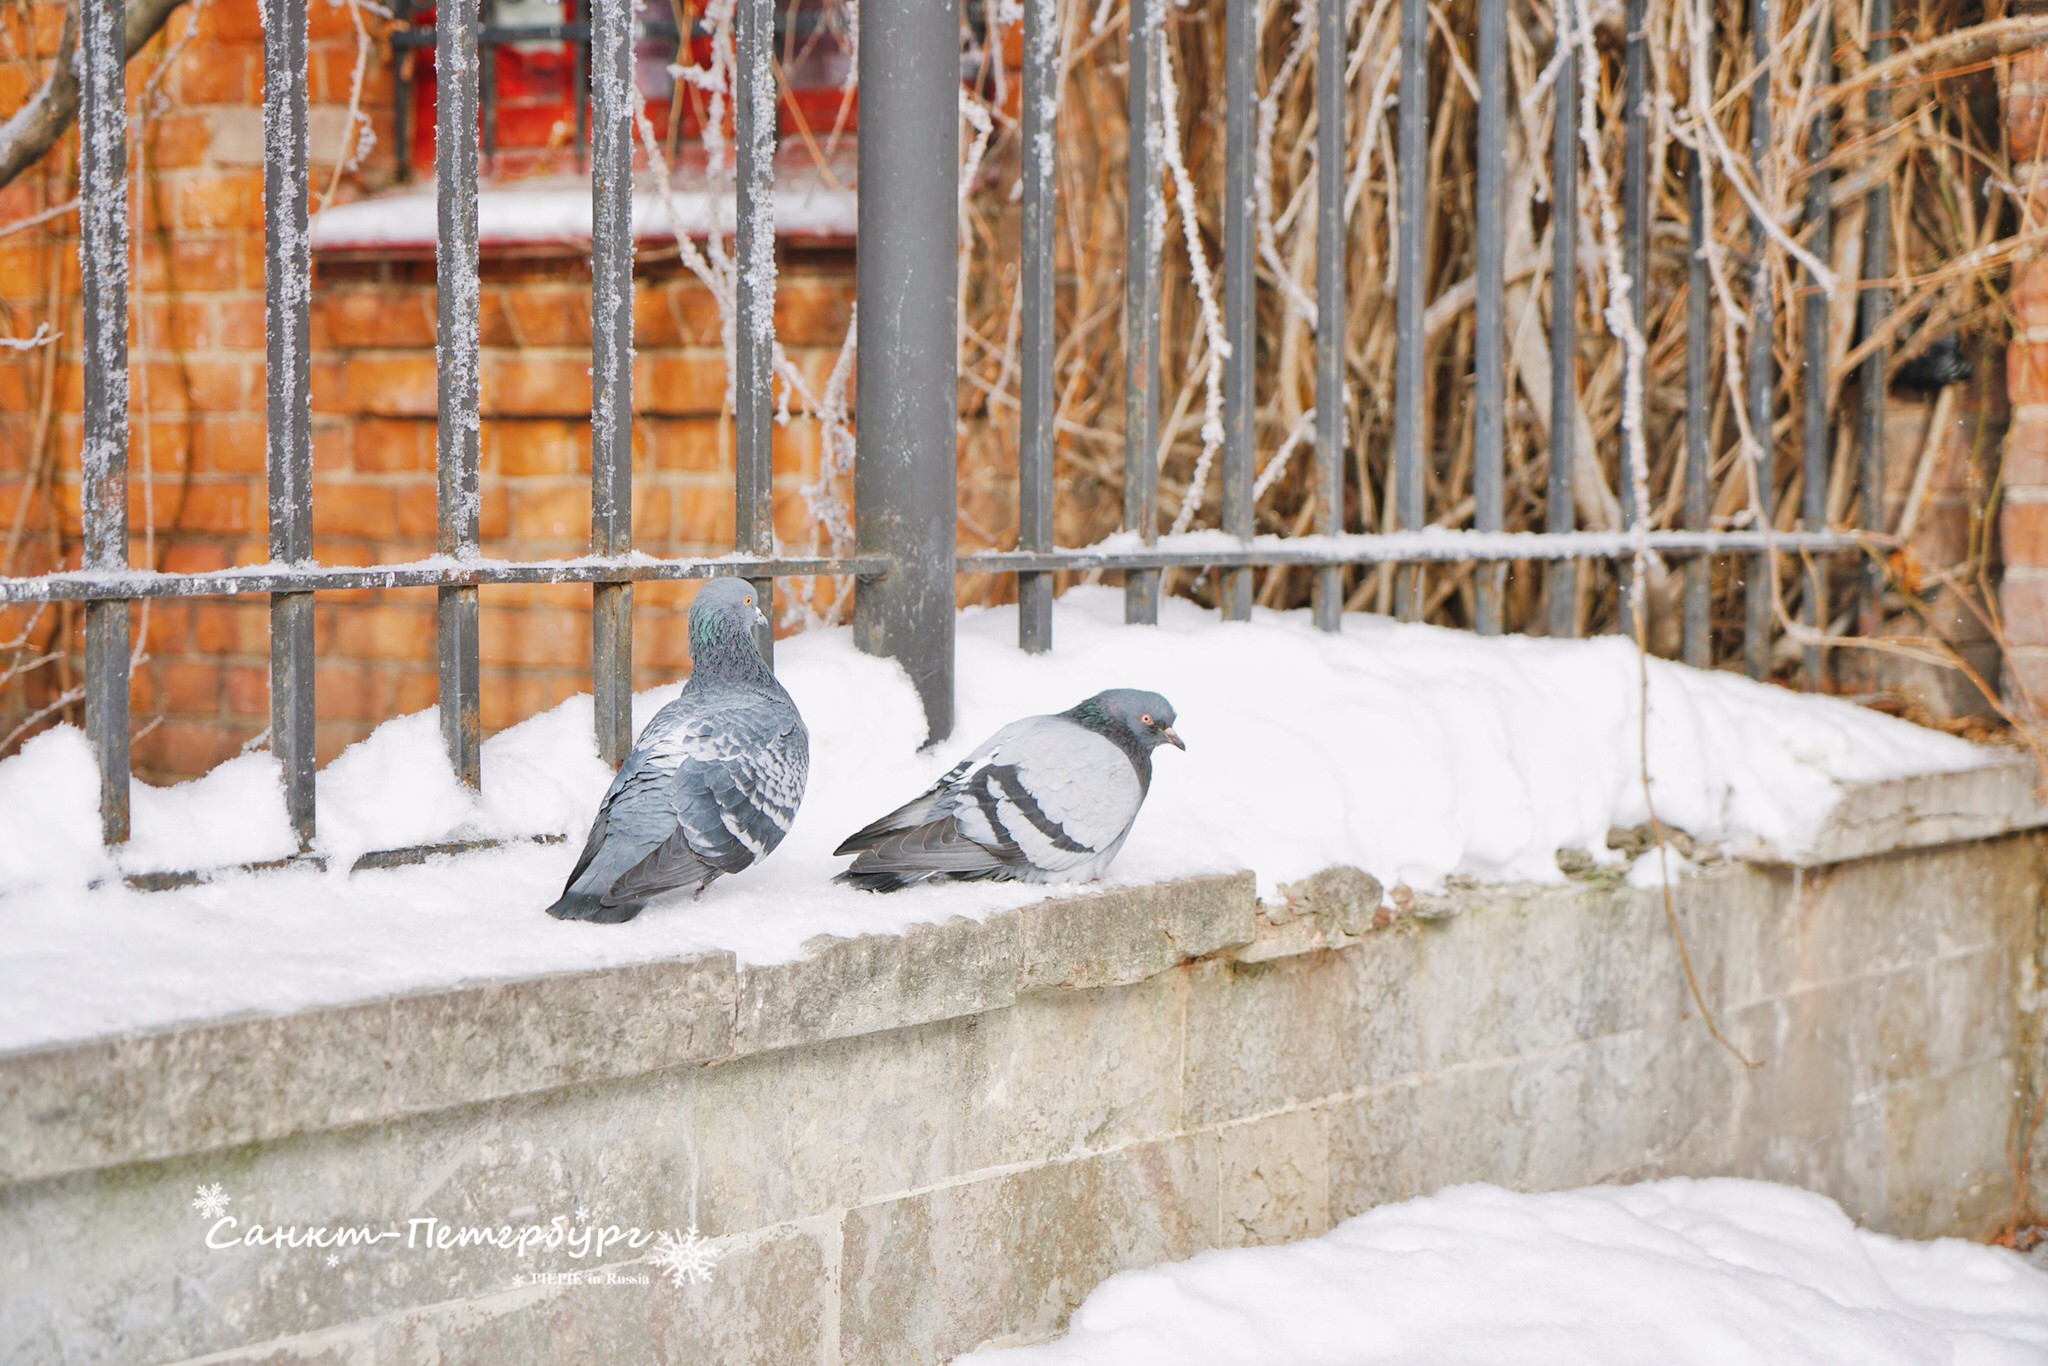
{"left": 1684, "top": 149, "right": 1711, "bottom": 666}
{"left": 735, "top": 0, "right": 777, "bottom": 664}
{"left": 1220, "top": 0, "right": 1255, "bottom": 622}
{"left": 1744, "top": 0, "right": 1775, "bottom": 678}
{"left": 854, "top": 0, "right": 958, "bottom": 742}
{"left": 590, "top": 0, "right": 634, "bottom": 766}
{"left": 1800, "top": 25, "right": 1833, "bottom": 689}
{"left": 1312, "top": 0, "right": 1345, "bottom": 632}
{"left": 1019, "top": 0, "right": 1058, "bottom": 649}
{"left": 265, "top": 0, "right": 315, "bottom": 845}
{"left": 1545, "top": 15, "right": 1577, "bottom": 639}
{"left": 1124, "top": 0, "right": 1163, "bottom": 625}
{"left": 1858, "top": 0, "right": 1892, "bottom": 634}
{"left": 1617, "top": 0, "right": 1646, "bottom": 638}
{"left": 1392, "top": 0, "right": 1425, "bottom": 619}
{"left": 79, "top": 0, "right": 129, "bottom": 845}
{"left": 1472, "top": 0, "right": 1505, "bottom": 634}
{"left": 436, "top": 0, "right": 483, "bottom": 786}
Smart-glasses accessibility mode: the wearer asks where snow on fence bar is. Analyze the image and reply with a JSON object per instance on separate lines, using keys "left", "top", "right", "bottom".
{"left": 3, "top": 0, "right": 1897, "bottom": 866}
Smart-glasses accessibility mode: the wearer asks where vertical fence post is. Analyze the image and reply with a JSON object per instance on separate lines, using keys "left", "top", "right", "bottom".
{"left": 590, "top": 0, "right": 634, "bottom": 767}
{"left": 1743, "top": 0, "right": 1775, "bottom": 679}
{"left": 1124, "top": 0, "right": 1163, "bottom": 625}
{"left": 1312, "top": 0, "right": 1345, "bottom": 632}
{"left": 1545, "top": 11, "right": 1577, "bottom": 639}
{"left": 1800, "top": 25, "right": 1833, "bottom": 690}
{"left": 265, "top": 0, "right": 316, "bottom": 845}
{"left": 79, "top": 0, "right": 129, "bottom": 845}
{"left": 1220, "top": 0, "right": 1255, "bottom": 622}
{"left": 436, "top": 0, "right": 484, "bottom": 787}
{"left": 1858, "top": 0, "right": 1892, "bottom": 634}
{"left": 1471, "top": 0, "right": 1505, "bottom": 634}
{"left": 853, "top": 0, "right": 958, "bottom": 743}
{"left": 1683, "top": 148, "right": 1711, "bottom": 666}
{"left": 735, "top": 0, "right": 777, "bottom": 663}
{"left": 1617, "top": 0, "right": 1646, "bottom": 638}
{"left": 1019, "top": 0, "right": 1058, "bottom": 650}
{"left": 1392, "top": 0, "right": 1425, "bottom": 619}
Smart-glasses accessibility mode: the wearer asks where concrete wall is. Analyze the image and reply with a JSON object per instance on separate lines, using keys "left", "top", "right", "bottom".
{"left": 3, "top": 768, "right": 2046, "bottom": 1363}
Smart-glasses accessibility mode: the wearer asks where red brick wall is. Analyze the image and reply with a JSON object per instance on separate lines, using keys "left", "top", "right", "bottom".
{"left": 0, "top": 0, "right": 856, "bottom": 778}
{"left": 2006, "top": 44, "right": 2048, "bottom": 716}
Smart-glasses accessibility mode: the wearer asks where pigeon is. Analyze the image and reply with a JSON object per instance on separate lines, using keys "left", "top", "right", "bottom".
{"left": 834, "top": 688, "right": 1183, "bottom": 893}
{"left": 546, "top": 578, "right": 808, "bottom": 923}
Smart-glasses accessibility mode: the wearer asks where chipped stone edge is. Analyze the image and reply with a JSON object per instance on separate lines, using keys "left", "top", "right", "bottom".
{"left": 3, "top": 761, "right": 2038, "bottom": 1189}
{"left": 1751, "top": 754, "right": 2048, "bottom": 869}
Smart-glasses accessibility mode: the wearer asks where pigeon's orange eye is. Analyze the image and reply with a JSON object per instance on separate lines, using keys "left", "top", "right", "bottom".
{"left": 1140, "top": 713, "right": 1153, "bottom": 725}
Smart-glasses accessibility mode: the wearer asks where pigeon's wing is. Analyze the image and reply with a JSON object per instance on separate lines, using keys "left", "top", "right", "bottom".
{"left": 560, "top": 747, "right": 672, "bottom": 890}
{"left": 602, "top": 695, "right": 808, "bottom": 906}
{"left": 832, "top": 731, "right": 1011, "bottom": 855}
{"left": 952, "top": 717, "right": 1144, "bottom": 875}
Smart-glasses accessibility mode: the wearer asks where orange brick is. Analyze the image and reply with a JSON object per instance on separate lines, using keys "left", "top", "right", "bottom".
{"left": 352, "top": 418, "right": 429, "bottom": 472}
{"left": 501, "top": 285, "right": 593, "bottom": 347}
{"left": 341, "top": 354, "right": 439, "bottom": 417}
{"left": 483, "top": 355, "right": 591, "bottom": 417}
{"left": 223, "top": 663, "right": 268, "bottom": 716}
{"left": 508, "top": 483, "right": 589, "bottom": 541}
{"left": 133, "top": 719, "right": 244, "bottom": 781}
{"left": 196, "top": 0, "right": 264, "bottom": 45}
{"left": 648, "top": 417, "right": 728, "bottom": 473}
{"left": 154, "top": 660, "right": 225, "bottom": 715}
{"left": 480, "top": 608, "right": 590, "bottom": 667}
{"left": 633, "top": 351, "right": 729, "bottom": 417}
{"left": 167, "top": 237, "right": 244, "bottom": 291}
{"left": 2002, "top": 498, "right": 2048, "bottom": 566}
{"left": 319, "top": 287, "right": 436, "bottom": 349}
{"left": 773, "top": 275, "right": 854, "bottom": 346}
{"left": 176, "top": 171, "right": 264, "bottom": 232}
{"left": 673, "top": 480, "right": 737, "bottom": 544}
{"left": 311, "top": 481, "right": 399, "bottom": 538}
{"left": 645, "top": 280, "right": 724, "bottom": 346}
{"left": 148, "top": 112, "right": 215, "bottom": 170}
{"left": 169, "top": 482, "right": 255, "bottom": 534}
{"left": 191, "top": 601, "right": 245, "bottom": 652}
{"left": 195, "top": 417, "right": 268, "bottom": 473}
{"left": 493, "top": 419, "right": 585, "bottom": 476}
{"left": 173, "top": 41, "right": 258, "bottom": 104}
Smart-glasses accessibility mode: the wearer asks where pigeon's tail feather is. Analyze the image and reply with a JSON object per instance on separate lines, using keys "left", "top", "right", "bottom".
{"left": 833, "top": 864, "right": 935, "bottom": 893}
{"left": 545, "top": 888, "right": 648, "bottom": 924}
{"left": 833, "top": 792, "right": 941, "bottom": 856}
{"left": 833, "top": 817, "right": 1024, "bottom": 894}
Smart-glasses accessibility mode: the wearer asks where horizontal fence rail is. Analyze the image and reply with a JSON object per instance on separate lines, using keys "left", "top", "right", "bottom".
{"left": 20, "top": 0, "right": 1900, "bottom": 869}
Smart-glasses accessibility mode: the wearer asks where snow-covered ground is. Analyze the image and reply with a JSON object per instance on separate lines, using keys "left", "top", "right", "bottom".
{"left": 0, "top": 588, "right": 1993, "bottom": 1051}
{"left": 960, "top": 1179, "right": 2048, "bottom": 1365}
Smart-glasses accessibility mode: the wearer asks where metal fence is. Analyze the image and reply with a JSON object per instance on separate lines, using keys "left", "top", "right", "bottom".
{"left": 1, "top": 0, "right": 1885, "bottom": 859}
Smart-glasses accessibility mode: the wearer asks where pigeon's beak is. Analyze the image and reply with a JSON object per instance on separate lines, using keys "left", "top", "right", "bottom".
{"left": 753, "top": 605, "right": 771, "bottom": 630}
{"left": 1160, "top": 726, "right": 1185, "bottom": 750}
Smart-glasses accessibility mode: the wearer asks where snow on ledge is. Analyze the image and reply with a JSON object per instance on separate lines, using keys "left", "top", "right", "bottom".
{"left": 309, "top": 171, "right": 856, "bottom": 253}
{"left": 0, "top": 588, "right": 2000, "bottom": 1053}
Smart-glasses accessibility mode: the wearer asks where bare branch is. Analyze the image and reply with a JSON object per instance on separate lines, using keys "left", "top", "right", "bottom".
{"left": 0, "top": 0, "right": 193, "bottom": 192}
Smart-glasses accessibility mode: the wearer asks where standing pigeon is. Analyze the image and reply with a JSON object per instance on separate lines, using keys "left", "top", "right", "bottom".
{"left": 546, "top": 578, "right": 808, "bottom": 923}
{"left": 834, "top": 688, "right": 1182, "bottom": 892}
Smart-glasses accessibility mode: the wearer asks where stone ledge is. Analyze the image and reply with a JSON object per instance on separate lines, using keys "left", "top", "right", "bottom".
{"left": 1760, "top": 756, "right": 2048, "bottom": 868}
{"left": 0, "top": 876, "right": 1257, "bottom": 1188}
{"left": 2, "top": 762, "right": 2036, "bottom": 1191}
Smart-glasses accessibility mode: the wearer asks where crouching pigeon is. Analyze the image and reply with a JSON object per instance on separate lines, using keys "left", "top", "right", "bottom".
{"left": 546, "top": 578, "right": 808, "bottom": 923}
{"left": 834, "top": 688, "right": 1182, "bottom": 892}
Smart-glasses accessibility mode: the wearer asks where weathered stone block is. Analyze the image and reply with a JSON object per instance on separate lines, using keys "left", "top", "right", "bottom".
{"left": 1216, "top": 1108, "right": 1331, "bottom": 1247}
{"left": 1183, "top": 927, "right": 1421, "bottom": 1128}
{"left": 733, "top": 913, "right": 1017, "bottom": 1057}
{"left": 839, "top": 1137, "right": 1218, "bottom": 1363}
{"left": 1017, "top": 873, "right": 1255, "bottom": 993}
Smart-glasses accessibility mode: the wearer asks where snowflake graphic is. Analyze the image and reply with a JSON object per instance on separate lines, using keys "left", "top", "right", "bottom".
{"left": 575, "top": 1206, "right": 592, "bottom": 1223}
{"left": 190, "top": 1184, "right": 231, "bottom": 1220}
{"left": 649, "top": 1226, "right": 721, "bottom": 1289}
{"left": 325, "top": 1254, "right": 340, "bottom": 1268}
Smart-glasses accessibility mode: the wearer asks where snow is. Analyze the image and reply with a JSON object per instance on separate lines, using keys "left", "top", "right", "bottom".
{"left": 0, "top": 588, "right": 1993, "bottom": 1052}
{"left": 308, "top": 172, "right": 857, "bottom": 253}
{"left": 960, "top": 1179, "right": 2048, "bottom": 1365}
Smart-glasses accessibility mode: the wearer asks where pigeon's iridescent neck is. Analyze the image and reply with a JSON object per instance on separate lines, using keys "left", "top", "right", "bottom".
{"left": 688, "top": 612, "right": 774, "bottom": 685}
